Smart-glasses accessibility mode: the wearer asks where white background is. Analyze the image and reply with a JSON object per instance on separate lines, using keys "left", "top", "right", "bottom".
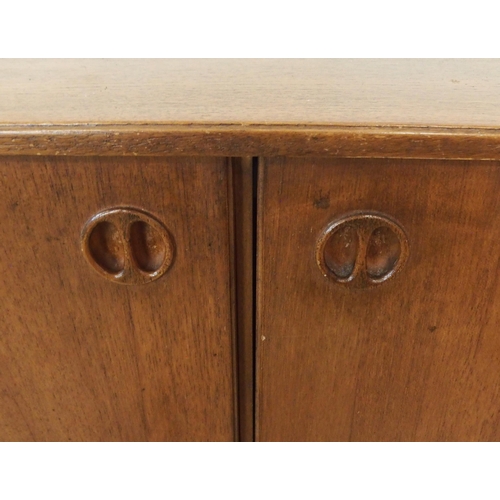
{"left": 0, "top": 1, "right": 497, "bottom": 57}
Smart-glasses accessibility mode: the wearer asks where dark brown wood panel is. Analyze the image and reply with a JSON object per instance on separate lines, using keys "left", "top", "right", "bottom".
{"left": 0, "top": 156, "right": 236, "bottom": 441}
{"left": 257, "top": 157, "right": 500, "bottom": 441}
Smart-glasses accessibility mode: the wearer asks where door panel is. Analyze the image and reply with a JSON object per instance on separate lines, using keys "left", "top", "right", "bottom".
{"left": 257, "top": 157, "right": 500, "bottom": 441}
{"left": 0, "top": 156, "right": 235, "bottom": 441}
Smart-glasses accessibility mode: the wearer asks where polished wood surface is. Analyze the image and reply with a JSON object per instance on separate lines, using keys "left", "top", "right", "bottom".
{"left": 2, "top": 60, "right": 500, "bottom": 159}
{"left": 0, "top": 156, "right": 236, "bottom": 441}
{"left": 257, "top": 157, "right": 500, "bottom": 441}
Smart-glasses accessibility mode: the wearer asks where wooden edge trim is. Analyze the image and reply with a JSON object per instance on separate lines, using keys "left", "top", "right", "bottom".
{"left": 2, "top": 125, "right": 500, "bottom": 159}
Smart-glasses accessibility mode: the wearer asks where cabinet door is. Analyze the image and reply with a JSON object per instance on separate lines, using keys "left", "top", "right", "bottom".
{"left": 257, "top": 157, "right": 500, "bottom": 441}
{"left": 0, "top": 156, "right": 235, "bottom": 441}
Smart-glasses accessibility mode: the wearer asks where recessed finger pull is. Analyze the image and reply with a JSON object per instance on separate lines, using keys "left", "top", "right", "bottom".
{"left": 129, "top": 220, "right": 167, "bottom": 273}
{"left": 317, "top": 212, "right": 409, "bottom": 288}
{"left": 82, "top": 207, "right": 175, "bottom": 285}
{"left": 88, "top": 220, "right": 125, "bottom": 274}
{"left": 366, "top": 226, "right": 402, "bottom": 279}
{"left": 323, "top": 224, "right": 359, "bottom": 281}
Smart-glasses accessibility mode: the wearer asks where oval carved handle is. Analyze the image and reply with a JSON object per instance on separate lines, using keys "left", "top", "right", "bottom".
{"left": 316, "top": 212, "right": 409, "bottom": 288}
{"left": 81, "top": 207, "right": 175, "bottom": 285}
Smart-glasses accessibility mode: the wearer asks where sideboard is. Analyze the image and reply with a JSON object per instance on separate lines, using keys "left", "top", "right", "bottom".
{"left": 1, "top": 59, "right": 500, "bottom": 441}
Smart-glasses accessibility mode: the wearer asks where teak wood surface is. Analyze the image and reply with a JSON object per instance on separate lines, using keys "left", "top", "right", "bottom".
{"left": 0, "top": 156, "right": 236, "bottom": 441}
{"left": 2, "top": 59, "right": 500, "bottom": 159}
{"left": 257, "top": 157, "right": 500, "bottom": 441}
{"left": 2, "top": 59, "right": 500, "bottom": 442}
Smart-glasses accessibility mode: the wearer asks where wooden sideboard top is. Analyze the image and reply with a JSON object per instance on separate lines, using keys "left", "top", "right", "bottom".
{"left": 1, "top": 59, "right": 500, "bottom": 159}
{"left": 3, "top": 59, "right": 500, "bottom": 127}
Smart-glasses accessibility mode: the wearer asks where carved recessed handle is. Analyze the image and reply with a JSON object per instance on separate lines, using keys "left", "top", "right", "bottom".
{"left": 81, "top": 207, "right": 175, "bottom": 285}
{"left": 316, "top": 212, "right": 409, "bottom": 288}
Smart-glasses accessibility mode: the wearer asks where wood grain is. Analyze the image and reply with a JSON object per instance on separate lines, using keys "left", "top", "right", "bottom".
{"left": 257, "top": 157, "right": 500, "bottom": 441}
{"left": 2, "top": 59, "right": 500, "bottom": 127}
{"left": 3, "top": 125, "right": 500, "bottom": 160}
{"left": 2, "top": 60, "right": 500, "bottom": 159}
{"left": 0, "top": 156, "right": 236, "bottom": 441}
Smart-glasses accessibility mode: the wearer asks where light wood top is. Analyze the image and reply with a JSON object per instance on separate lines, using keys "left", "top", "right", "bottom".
{"left": 2, "top": 59, "right": 500, "bottom": 159}
{"left": 2, "top": 59, "right": 500, "bottom": 128}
